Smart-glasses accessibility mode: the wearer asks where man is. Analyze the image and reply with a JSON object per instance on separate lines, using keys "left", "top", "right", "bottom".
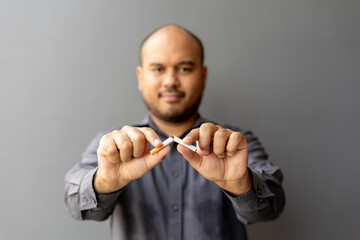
{"left": 65, "top": 24, "right": 285, "bottom": 240}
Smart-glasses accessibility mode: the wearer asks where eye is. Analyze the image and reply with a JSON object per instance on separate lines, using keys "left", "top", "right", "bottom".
{"left": 152, "top": 67, "right": 164, "bottom": 73}
{"left": 178, "top": 67, "right": 192, "bottom": 73}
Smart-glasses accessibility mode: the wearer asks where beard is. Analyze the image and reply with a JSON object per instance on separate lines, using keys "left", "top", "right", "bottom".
{"left": 142, "top": 88, "right": 203, "bottom": 123}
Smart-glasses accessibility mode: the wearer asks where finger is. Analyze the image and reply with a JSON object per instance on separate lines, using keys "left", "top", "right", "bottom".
{"left": 199, "top": 123, "right": 219, "bottom": 155}
{"left": 236, "top": 132, "right": 248, "bottom": 150}
{"left": 113, "top": 131, "right": 133, "bottom": 162}
{"left": 138, "top": 127, "right": 163, "bottom": 148}
{"left": 177, "top": 144, "right": 202, "bottom": 170}
{"left": 183, "top": 128, "right": 199, "bottom": 144}
{"left": 213, "top": 128, "right": 231, "bottom": 158}
{"left": 97, "top": 134, "right": 121, "bottom": 164}
{"left": 145, "top": 145, "right": 170, "bottom": 169}
{"left": 123, "top": 127, "right": 146, "bottom": 158}
{"left": 225, "top": 132, "right": 241, "bottom": 156}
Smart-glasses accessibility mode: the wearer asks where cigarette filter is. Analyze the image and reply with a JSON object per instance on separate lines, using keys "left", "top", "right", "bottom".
{"left": 150, "top": 136, "right": 174, "bottom": 155}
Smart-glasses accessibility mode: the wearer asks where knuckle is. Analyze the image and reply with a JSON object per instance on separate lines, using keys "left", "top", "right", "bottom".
{"left": 132, "top": 134, "right": 145, "bottom": 145}
{"left": 96, "top": 147, "right": 102, "bottom": 155}
{"left": 235, "top": 133, "right": 247, "bottom": 146}
{"left": 200, "top": 123, "right": 213, "bottom": 132}
{"left": 142, "top": 127, "right": 158, "bottom": 139}
{"left": 110, "top": 130, "right": 122, "bottom": 139}
{"left": 133, "top": 133, "right": 145, "bottom": 143}
{"left": 241, "top": 136, "right": 248, "bottom": 146}
{"left": 215, "top": 128, "right": 227, "bottom": 137}
{"left": 99, "top": 133, "right": 112, "bottom": 146}
{"left": 104, "top": 132, "right": 113, "bottom": 139}
{"left": 111, "top": 129, "right": 121, "bottom": 135}
{"left": 99, "top": 135, "right": 106, "bottom": 144}
{"left": 121, "top": 125, "right": 131, "bottom": 131}
{"left": 103, "top": 145, "right": 117, "bottom": 156}
{"left": 141, "top": 127, "right": 151, "bottom": 132}
{"left": 142, "top": 127, "right": 154, "bottom": 135}
{"left": 121, "top": 141, "right": 133, "bottom": 150}
{"left": 113, "top": 134, "right": 123, "bottom": 143}
{"left": 232, "top": 132, "right": 242, "bottom": 141}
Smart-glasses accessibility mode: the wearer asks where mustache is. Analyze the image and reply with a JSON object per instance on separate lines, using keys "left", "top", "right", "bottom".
{"left": 158, "top": 87, "right": 185, "bottom": 98}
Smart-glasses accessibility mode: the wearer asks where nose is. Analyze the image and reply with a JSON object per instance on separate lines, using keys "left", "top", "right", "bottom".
{"left": 163, "top": 69, "right": 180, "bottom": 88}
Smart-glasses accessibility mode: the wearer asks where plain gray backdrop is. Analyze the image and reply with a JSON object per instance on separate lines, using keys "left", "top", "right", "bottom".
{"left": 1, "top": 0, "right": 359, "bottom": 239}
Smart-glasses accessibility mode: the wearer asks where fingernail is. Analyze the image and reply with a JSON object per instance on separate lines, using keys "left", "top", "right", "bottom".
{"left": 154, "top": 139, "right": 161, "bottom": 146}
{"left": 200, "top": 149, "right": 209, "bottom": 155}
{"left": 183, "top": 136, "right": 192, "bottom": 143}
{"left": 226, "top": 152, "right": 234, "bottom": 157}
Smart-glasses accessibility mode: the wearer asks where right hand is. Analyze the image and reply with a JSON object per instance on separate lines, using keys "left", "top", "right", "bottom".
{"left": 94, "top": 126, "right": 169, "bottom": 194}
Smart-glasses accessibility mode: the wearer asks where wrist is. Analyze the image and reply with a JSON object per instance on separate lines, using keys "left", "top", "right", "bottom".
{"left": 215, "top": 170, "right": 253, "bottom": 196}
{"left": 94, "top": 170, "right": 129, "bottom": 195}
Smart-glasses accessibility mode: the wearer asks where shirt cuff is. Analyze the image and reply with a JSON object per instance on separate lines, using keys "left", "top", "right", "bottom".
{"left": 251, "top": 169, "right": 275, "bottom": 198}
{"left": 222, "top": 169, "right": 274, "bottom": 212}
{"left": 79, "top": 167, "right": 123, "bottom": 213}
{"left": 79, "top": 168, "right": 98, "bottom": 211}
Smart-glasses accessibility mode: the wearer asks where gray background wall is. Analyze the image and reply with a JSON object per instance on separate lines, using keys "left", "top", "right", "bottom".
{"left": 1, "top": 0, "right": 359, "bottom": 239}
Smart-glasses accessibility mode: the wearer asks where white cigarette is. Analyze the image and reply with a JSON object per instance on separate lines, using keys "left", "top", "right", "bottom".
{"left": 173, "top": 136, "right": 197, "bottom": 152}
{"left": 150, "top": 136, "right": 174, "bottom": 154}
{"left": 162, "top": 136, "right": 174, "bottom": 146}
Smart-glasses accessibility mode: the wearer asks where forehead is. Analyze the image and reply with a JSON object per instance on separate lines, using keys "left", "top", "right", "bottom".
{"left": 141, "top": 28, "right": 202, "bottom": 65}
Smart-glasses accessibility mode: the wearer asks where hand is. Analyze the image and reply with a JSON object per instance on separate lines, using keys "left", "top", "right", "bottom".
{"left": 95, "top": 126, "right": 169, "bottom": 194}
{"left": 177, "top": 123, "right": 252, "bottom": 196}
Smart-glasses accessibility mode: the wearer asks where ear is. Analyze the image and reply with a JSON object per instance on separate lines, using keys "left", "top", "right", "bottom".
{"left": 136, "top": 66, "right": 143, "bottom": 91}
{"left": 202, "top": 65, "right": 208, "bottom": 89}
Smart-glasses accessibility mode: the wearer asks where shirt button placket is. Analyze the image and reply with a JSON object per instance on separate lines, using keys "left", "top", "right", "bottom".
{"left": 172, "top": 204, "right": 179, "bottom": 212}
{"left": 168, "top": 152, "right": 183, "bottom": 240}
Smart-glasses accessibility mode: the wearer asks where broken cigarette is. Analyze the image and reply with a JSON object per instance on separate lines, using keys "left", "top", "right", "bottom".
{"left": 150, "top": 135, "right": 197, "bottom": 154}
{"left": 150, "top": 136, "right": 174, "bottom": 154}
{"left": 173, "top": 136, "right": 197, "bottom": 152}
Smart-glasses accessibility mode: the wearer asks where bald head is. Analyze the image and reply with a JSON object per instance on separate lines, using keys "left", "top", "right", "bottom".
{"left": 139, "top": 24, "right": 204, "bottom": 65}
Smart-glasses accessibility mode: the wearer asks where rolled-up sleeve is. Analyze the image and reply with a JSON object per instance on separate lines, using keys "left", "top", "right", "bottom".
{"left": 64, "top": 132, "right": 122, "bottom": 221}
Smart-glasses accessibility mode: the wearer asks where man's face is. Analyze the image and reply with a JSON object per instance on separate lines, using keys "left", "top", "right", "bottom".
{"left": 137, "top": 27, "right": 207, "bottom": 123}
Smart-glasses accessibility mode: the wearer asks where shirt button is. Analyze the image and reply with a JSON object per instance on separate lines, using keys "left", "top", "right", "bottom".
{"left": 172, "top": 204, "right": 179, "bottom": 211}
{"left": 257, "top": 189, "right": 262, "bottom": 195}
{"left": 172, "top": 171, "right": 179, "bottom": 177}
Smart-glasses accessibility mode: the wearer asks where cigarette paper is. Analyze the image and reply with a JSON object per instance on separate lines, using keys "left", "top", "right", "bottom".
{"left": 150, "top": 136, "right": 174, "bottom": 155}
{"left": 173, "top": 136, "right": 197, "bottom": 152}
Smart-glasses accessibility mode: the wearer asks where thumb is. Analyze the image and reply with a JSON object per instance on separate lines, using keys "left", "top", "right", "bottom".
{"left": 145, "top": 145, "right": 170, "bottom": 169}
{"left": 177, "top": 144, "right": 202, "bottom": 170}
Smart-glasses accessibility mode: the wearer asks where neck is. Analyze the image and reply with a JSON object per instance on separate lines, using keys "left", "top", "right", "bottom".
{"left": 150, "top": 112, "right": 198, "bottom": 137}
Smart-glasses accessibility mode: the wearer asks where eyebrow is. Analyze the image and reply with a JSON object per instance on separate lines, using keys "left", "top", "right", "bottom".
{"left": 148, "top": 61, "right": 196, "bottom": 67}
{"left": 149, "top": 63, "right": 164, "bottom": 67}
{"left": 178, "top": 61, "right": 195, "bottom": 66}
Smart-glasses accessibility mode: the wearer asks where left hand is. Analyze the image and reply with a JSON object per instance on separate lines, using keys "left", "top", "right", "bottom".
{"left": 177, "top": 123, "right": 252, "bottom": 196}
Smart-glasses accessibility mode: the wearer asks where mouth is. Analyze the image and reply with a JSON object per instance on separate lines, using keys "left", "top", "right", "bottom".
{"left": 160, "top": 93, "right": 183, "bottom": 102}
{"left": 159, "top": 89, "right": 185, "bottom": 103}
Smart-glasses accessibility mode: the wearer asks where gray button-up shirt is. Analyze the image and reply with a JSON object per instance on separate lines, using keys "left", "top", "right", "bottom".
{"left": 65, "top": 115, "right": 285, "bottom": 240}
